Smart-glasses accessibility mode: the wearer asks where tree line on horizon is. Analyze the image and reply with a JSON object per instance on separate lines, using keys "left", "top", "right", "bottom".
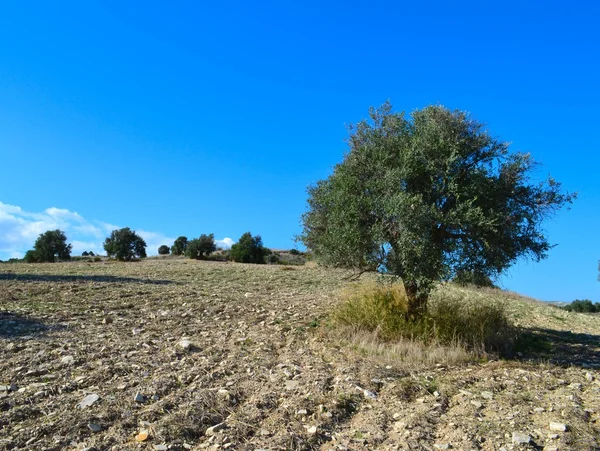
{"left": 10, "top": 228, "right": 300, "bottom": 265}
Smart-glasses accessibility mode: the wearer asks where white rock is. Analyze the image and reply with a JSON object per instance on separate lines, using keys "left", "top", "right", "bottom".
{"left": 471, "top": 400, "right": 483, "bottom": 409}
{"left": 363, "top": 389, "right": 377, "bottom": 400}
{"left": 78, "top": 393, "right": 100, "bottom": 409}
{"left": 178, "top": 339, "right": 193, "bottom": 351}
{"left": 153, "top": 445, "right": 168, "bottom": 451}
{"left": 481, "top": 391, "right": 493, "bottom": 400}
{"left": 433, "top": 444, "right": 452, "bottom": 450}
{"left": 61, "top": 356, "right": 74, "bottom": 365}
{"left": 306, "top": 425, "right": 318, "bottom": 435}
{"left": 549, "top": 422, "right": 567, "bottom": 432}
{"left": 512, "top": 432, "right": 531, "bottom": 444}
{"left": 285, "top": 380, "right": 299, "bottom": 391}
{"left": 297, "top": 409, "right": 308, "bottom": 415}
{"left": 206, "top": 422, "right": 227, "bottom": 436}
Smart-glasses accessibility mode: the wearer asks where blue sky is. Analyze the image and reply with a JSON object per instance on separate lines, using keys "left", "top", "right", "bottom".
{"left": 0, "top": 1, "right": 598, "bottom": 302}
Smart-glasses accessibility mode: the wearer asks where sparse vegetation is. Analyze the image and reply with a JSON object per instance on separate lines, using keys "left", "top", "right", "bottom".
{"left": 1, "top": 259, "right": 599, "bottom": 449}
{"left": 332, "top": 281, "right": 515, "bottom": 356}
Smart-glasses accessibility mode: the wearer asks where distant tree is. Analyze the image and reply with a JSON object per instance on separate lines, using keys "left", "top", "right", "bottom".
{"left": 289, "top": 249, "right": 301, "bottom": 255}
{"left": 453, "top": 270, "right": 497, "bottom": 289}
{"left": 24, "top": 250, "right": 40, "bottom": 263}
{"left": 82, "top": 251, "right": 89, "bottom": 256}
{"left": 186, "top": 234, "right": 217, "bottom": 259}
{"left": 230, "top": 232, "right": 268, "bottom": 264}
{"left": 562, "top": 299, "right": 600, "bottom": 313}
{"left": 158, "top": 245, "right": 170, "bottom": 255}
{"left": 301, "top": 103, "right": 576, "bottom": 319}
{"left": 171, "top": 236, "right": 188, "bottom": 256}
{"left": 89, "top": 251, "right": 95, "bottom": 257}
{"left": 28, "top": 229, "right": 72, "bottom": 263}
{"left": 103, "top": 227, "right": 147, "bottom": 261}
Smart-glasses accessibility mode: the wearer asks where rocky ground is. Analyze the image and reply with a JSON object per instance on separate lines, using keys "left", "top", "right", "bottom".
{"left": 1, "top": 259, "right": 599, "bottom": 450}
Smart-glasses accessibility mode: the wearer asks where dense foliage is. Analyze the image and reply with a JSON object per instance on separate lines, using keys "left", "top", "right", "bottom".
{"left": 561, "top": 299, "right": 600, "bottom": 313}
{"left": 158, "top": 245, "right": 170, "bottom": 255}
{"left": 25, "top": 229, "right": 72, "bottom": 263}
{"left": 230, "top": 232, "right": 268, "bottom": 264}
{"left": 171, "top": 236, "right": 188, "bottom": 256}
{"left": 103, "top": 228, "right": 147, "bottom": 261}
{"left": 301, "top": 103, "right": 575, "bottom": 317}
{"left": 186, "top": 234, "right": 217, "bottom": 259}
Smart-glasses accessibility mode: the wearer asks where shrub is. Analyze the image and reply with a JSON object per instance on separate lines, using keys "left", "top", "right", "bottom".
{"left": 82, "top": 251, "right": 89, "bottom": 257}
{"left": 89, "top": 251, "right": 95, "bottom": 256}
{"left": 289, "top": 249, "right": 301, "bottom": 255}
{"left": 171, "top": 236, "right": 188, "bottom": 256}
{"left": 230, "top": 232, "right": 268, "bottom": 264}
{"left": 24, "top": 250, "right": 40, "bottom": 263}
{"left": 561, "top": 299, "right": 600, "bottom": 313}
{"left": 186, "top": 234, "right": 217, "bottom": 259}
{"left": 103, "top": 227, "right": 147, "bottom": 261}
{"left": 332, "top": 281, "right": 515, "bottom": 355}
{"left": 158, "top": 245, "right": 170, "bottom": 255}
{"left": 94, "top": 256, "right": 102, "bottom": 262}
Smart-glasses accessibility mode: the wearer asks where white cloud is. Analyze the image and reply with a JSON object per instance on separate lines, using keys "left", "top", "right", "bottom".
{"left": 216, "top": 237, "right": 234, "bottom": 249}
{"left": 0, "top": 201, "right": 175, "bottom": 260}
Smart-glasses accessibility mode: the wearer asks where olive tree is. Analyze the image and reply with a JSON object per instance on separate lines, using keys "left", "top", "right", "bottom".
{"left": 171, "top": 236, "right": 188, "bottom": 256}
{"left": 230, "top": 232, "right": 268, "bottom": 264}
{"left": 28, "top": 229, "right": 72, "bottom": 262}
{"left": 301, "top": 103, "right": 575, "bottom": 318}
{"left": 103, "top": 227, "right": 147, "bottom": 261}
{"left": 158, "top": 245, "right": 170, "bottom": 255}
{"left": 186, "top": 234, "right": 217, "bottom": 259}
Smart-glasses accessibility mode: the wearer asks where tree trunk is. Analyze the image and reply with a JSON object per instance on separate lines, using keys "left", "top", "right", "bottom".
{"left": 404, "top": 280, "right": 428, "bottom": 320}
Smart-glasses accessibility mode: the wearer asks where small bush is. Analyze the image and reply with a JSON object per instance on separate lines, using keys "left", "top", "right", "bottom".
{"left": 158, "top": 245, "right": 170, "bottom": 255}
{"left": 332, "top": 281, "right": 515, "bottom": 355}
{"left": 94, "top": 256, "right": 102, "bottom": 262}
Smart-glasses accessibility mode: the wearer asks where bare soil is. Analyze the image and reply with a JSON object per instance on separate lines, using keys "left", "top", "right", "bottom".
{"left": 1, "top": 259, "right": 599, "bottom": 450}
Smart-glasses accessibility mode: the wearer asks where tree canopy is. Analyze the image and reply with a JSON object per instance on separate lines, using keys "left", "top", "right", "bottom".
{"left": 186, "top": 234, "right": 217, "bottom": 259}
{"left": 171, "top": 236, "right": 188, "bottom": 256}
{"left": 230, "top": 232, "right": 268, "bottom": 264}
{"left": 158, "top": 245, "right": 170, "bottom": 255}
{"left": 27, "top": 229, "right": 72, "bottom": 262}
{"left": 103, "top": 227, "right": 147, "bottom": 261}
{"left": 300, "top": 103, "right": 575, "bottom": 317}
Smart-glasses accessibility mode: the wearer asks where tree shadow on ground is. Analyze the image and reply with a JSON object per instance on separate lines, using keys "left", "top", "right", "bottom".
{"left": 516, "top": 326, "right": 600, "bottom": 369}
{"left": 0, "top": 311, "right": 66, "bottom": 338}
{"left": 0, "top": 273, "right": 175, "bottom": 285}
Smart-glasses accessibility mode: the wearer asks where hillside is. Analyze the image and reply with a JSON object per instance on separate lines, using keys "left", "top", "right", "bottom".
{"left": 1, "top": 259, "right": 599, "bottom": 450}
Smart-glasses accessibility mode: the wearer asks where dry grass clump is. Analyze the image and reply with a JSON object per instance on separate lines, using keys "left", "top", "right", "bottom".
{"left": 331, "top": 281, "right": 517, "bottom": 366}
